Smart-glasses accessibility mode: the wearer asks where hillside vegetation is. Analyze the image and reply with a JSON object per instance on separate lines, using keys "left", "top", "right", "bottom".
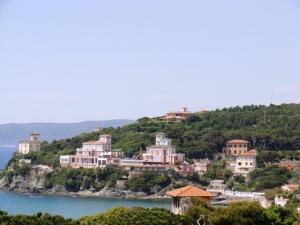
{"left": 1, "top": 201, "right": 299, "bottom": 225}
{"left": 11, "top": 103, "right": 300, "bottom": 169}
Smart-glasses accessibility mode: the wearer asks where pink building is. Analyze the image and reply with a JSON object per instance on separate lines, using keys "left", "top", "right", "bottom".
{"left": 178, "top": 163, "right": 195, "bottom": 174}
{"left": 140, "top": 133, "right": 185, "bottom": 165}
{"left": 60, "top": 134, "right": 124, "bottom": 168}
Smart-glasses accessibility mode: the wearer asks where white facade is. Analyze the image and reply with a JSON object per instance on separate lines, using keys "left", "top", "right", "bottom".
{"left": 274, "top": 196, "right": 289, "bottom": 207}
{"left": 192, "top": 159, "right": 211, "bottom": 175}
{"left": 234, "top": 150, "right": 257, "bottom": 176}
{"left": 18, "top": 132, "right": 41, "bottom": 154}
{"left": 207, "top": 180, "right": 226, "bottom": 195}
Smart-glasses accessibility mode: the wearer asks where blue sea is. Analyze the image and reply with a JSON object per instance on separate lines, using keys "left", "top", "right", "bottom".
{"left": 0, "top": 192, "right": 171, "bottom": 219}
{"left": 0, "top": 147, "right": 171, "bottom": 219}
{"left": 0, "top": 146, "right": 16, "bottom": 169}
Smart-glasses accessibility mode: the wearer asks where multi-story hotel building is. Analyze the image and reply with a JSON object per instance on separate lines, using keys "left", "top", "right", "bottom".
{"left": 60, "top": 134, "right": 123, "bottom": 168}
{"left": 140, "top": 132, "right": 185, "bottom": 165}
{"left": 19, "top": 132, "right": 41, "bottom": 154}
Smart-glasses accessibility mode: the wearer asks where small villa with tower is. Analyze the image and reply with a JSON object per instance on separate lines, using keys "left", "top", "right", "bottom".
{"left": 18, "top": 132, "right": 41, "bottom": 154}
{"left": 163, "top": 107, "right": 192, "bottom": 122}
{"left": 166, "top": 185, "right": 214, "bottom": 215}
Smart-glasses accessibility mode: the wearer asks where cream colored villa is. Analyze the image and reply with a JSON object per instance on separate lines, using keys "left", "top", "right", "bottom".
{"left": 222, "top": 139, "right": 251, "bottom": 157}
{"left": 18, "top": 132, "right": 41, "bottom": 154}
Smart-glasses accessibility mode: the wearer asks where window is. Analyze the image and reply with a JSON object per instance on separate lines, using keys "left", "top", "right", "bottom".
{"left": 238, "top": 162, "right": 241, "bottom": 166}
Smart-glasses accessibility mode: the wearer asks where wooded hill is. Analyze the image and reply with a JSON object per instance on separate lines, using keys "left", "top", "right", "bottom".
{"left": 14, "top": 103, "right": 300, "bottom": 168}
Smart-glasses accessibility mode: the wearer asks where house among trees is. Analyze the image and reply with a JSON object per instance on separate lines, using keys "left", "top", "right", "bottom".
{"left": 234, "top": 149, "right": 257, "bottom": 176}
{"left": 139, "top": 132, "right": 185, "bottom": 165}
{"left": 163, "top": 107, "right": 192, "bottom": 122}
{"left": 60, "top": 134, "right": 123, "bottom": 168}
{"left": 222, "top": 139, "right": 252, "bottom": 157}
{"left": 166, "top": 185, "right": 214, "bottom": 215}
{"left": 18, "top": 132, "right": 41, "bottom": 154}
{"left": 278, "top": 160, "right": 300, "bottom": 171}
{"left": 222, "top": 139, "right": 257, "bottom": 176}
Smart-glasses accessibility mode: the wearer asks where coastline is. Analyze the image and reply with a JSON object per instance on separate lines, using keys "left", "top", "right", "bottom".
{"left": 0, "top": 187, "right": 171, "bottom": 201}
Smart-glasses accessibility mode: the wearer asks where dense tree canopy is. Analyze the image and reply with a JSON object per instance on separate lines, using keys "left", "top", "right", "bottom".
{"left": 12, "top": 103, "right": 300, "bottom": 169}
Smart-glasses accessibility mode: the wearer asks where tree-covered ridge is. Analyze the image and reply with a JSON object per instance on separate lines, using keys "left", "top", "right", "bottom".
{"left": 24, "top": 103, "right": 300, "bottom": 164}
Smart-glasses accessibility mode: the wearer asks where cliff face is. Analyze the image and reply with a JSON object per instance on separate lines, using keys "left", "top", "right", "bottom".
{"left": 0, "top": 165, "right": 177, "bottom": 199}
{"left": 0, "top": 165, "right": 53, "bottom": 193}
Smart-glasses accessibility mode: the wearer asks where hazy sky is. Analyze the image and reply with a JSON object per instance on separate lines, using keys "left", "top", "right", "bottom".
{"left": 0, "top": 0, "right": 300, "bottom": 123}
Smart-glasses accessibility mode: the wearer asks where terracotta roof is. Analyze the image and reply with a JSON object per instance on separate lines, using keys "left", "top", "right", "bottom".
{"left": 241, "top": 149, "right": 257, "bottom": 156}
{"left": 166, "top": 185, "right": 214, "bottom": 198}
{"left": 100, "top": 134, "right": 112, "bottom": 137}
{"left": 227, "top": 139, "right": 250, "bottom": 144}
{"left": 83, "top": 141, "right": 101, "bottom": 144}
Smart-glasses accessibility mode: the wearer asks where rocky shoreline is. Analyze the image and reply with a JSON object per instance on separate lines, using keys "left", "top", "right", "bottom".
{"left": 0, "top": 187, "right": 170, "bottom": 200}
{"left": 0, "top": 176, "right": 170, "bottom": 200}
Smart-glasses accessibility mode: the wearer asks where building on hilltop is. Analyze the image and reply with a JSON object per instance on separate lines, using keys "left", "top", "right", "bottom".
{"left": 60, "top": 134, "right": 124, "bottom": 169}
{"left": 139, "top": 132, "right": 185, "bottom": 165}
{"left": 18, "top": 132, "right": 41, "bottom": 154}
{"left": 163, "top": 107, "right": 192, "bottom": 122}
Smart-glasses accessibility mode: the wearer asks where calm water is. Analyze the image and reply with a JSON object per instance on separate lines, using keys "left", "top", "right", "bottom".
{"left": 0, "top": 192, "right": 171, "bottom": 219}
{"left": 0, "top": 147, "right": 16, "bottom": 169}
{"left": 0, "top": 147, "right": 171, "bottom": 219}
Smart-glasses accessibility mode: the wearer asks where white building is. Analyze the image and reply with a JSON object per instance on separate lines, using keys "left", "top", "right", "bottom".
{"left": 207, "top": 180, "right": 226, "bottom": 195}
{"left": 60, "top": 134, "right": 124, "bottom": 168}
{"left": 18, "top": 132, "right": 41, "bottom": 154}
{"left": 234, "top": 149, "right": 257, "bottom": 176}
{"left": 140, "top": 133, "right": 185, "bottom": 165}
{"left": 274, "top": 196, "right": 289, "bottom": 207}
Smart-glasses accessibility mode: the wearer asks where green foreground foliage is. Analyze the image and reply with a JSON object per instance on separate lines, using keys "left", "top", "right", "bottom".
{"left": 0, "top": 201, "right": 300, "bottom": 225}
{"left": 0, "top": 211, "right": 79, "bottom": 225}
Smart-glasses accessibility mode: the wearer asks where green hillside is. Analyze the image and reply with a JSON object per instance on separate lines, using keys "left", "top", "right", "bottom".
{"left": 10, "top": 103, "right": 300, "bottom": 168}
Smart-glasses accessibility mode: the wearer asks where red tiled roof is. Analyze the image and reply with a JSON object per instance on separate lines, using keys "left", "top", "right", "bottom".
{"left": 83, "top": 141, "right": 101, "bottom": 144}
{"left": 227, "top": 139, "right": 250, "bottom": 144}
{"left": 241, "top": 149, "right": 257, "bottom": 156}
{"left": 166, "top": 185, "right": 214, "bottom": 198}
